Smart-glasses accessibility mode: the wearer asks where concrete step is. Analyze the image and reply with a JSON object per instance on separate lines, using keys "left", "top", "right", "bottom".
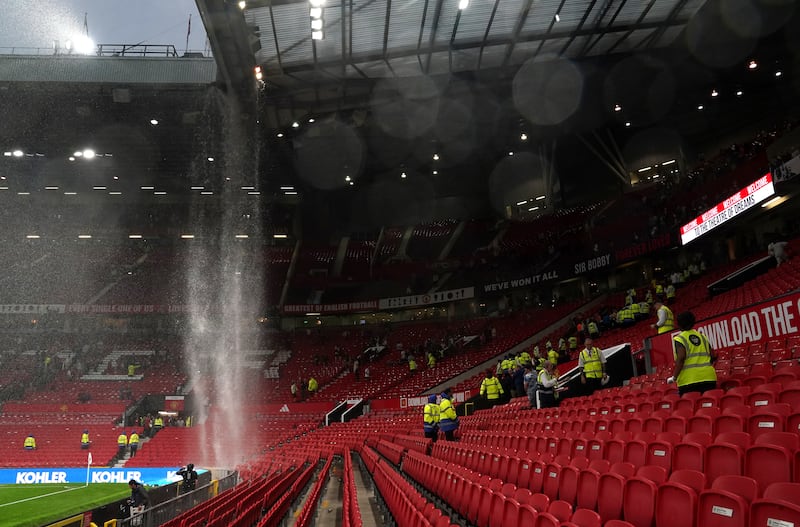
{"left": 353, "top": 454, "right": 385, "bottom": 526}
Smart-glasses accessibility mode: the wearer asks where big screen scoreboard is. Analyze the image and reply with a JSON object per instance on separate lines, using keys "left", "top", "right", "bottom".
{"left": 680, "top": 173, "right": 775, "bottom": 245}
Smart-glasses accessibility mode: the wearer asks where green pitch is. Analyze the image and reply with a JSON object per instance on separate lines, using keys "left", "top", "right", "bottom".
{"left": 0, "top": 483, "right": 130, "bottom": 527}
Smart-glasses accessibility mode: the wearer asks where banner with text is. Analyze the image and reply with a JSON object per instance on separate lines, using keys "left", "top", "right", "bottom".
{"left": 282, "top": 301, "right": 378, "bottom": 315}
{"left": 647, "top": 290, "right": 800, "bottom": 367}
{"left": 615, "top": 233, "right": 674, "bottom": 263}
{"left": 378, "top": 287, "right": 474, "bottom": 310}
{"left": 481, "top": 269, "right": 561, "bottom": 294}
{"left": 0, "top": 304, "right": 66, "bottom": 314}
{"left": 680, "top": 173, "right": 775, "bottom": 245}
{"left": 245, "top": 402, "right": 337, "bottom": 416}
{"left": 1, "top": 467, "right": 206, "bottom": 485}
{"left": 573, "top": 253, "right": 614, "bottom": 275}
{"left": 370, "top": 390, "right": 474, "bottom": 410}
{"left": 66, "top": 304, "right": 189, "bottom": 314}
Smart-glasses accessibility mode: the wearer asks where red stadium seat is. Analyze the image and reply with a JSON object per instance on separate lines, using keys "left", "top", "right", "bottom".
{"left": 623, "top": 466, "right": 667, "bottom": 527}
{"left": 697, "top": 475, "right": 758, "bottom": 527}
{"left": 655, "top": 470, "right": 706, "bottom": 527}
{"left": 596, "top": 463, "right": 634, "bottom": 523}
{"left": 749, "top": 484, "right": 800, "bottom": 527}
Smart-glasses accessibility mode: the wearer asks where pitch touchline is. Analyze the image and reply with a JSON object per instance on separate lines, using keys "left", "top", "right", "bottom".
{"left": 0, "top": 486, "right": 84, "bottom": 508}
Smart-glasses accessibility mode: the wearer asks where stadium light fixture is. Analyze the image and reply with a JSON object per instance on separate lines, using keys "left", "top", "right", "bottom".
{"left": 292, "top": 122, "right": 300, "bottom": 128}
{"left": 508, "top": 151, "right": 514, "bottom": 156}
{"left": 12, "top": 150, "right": 23, "bottom": 157}
{"left": 761, "top": 195, "right": 787, "bottom": 209}
{"left": 697, "top": 105, "right": 704, "bottom": 110}
{"left": 401, "top": 171, "right": 407, "bottom": 178}
{"left": 554, "top": 12, "right": 560, "bottom": 22}
{"left": 458, "top": 0, "right": 469, "bottom": 9}
{"left": 432, "top": 170, "right": 438, "bottom": 175}
{"left": 70, "top": 34, "right": 95, "bottom": 55}
{"left": 312, "top": 30, "right": 324, "bottom": 39}
{"left": 614, "top": 104, "right": 621, "bottom": 112}
{"left": 625, "top": 122, "right": 631, "bottom": 127}
{"left": 83, "top": 149, "right": 95, "bottom": 159}
{"left": 711, "top": 89, "right": 718, "bottom": 97}
{"left": 277, "top": 132, "right": 284, "bottom": 138}
{"left": 349, "top": 181, "right": 354, "bottom": 186}
{"left": 775, "top": 71, "right": 782, "bottom": 77}
{"left": 748, "top": 60, "right": 758, "bottom": 70}
{"left": 68, "top": 156, "right": 75, "bottom": 161}
{"left": 73, "top": 151, "right": 83, "bottom": 157}
{"left": 520, "top": 133, "right": 528, "bottom": 141}
{"left": 207, "top": 157, "right": 215, "bottom": 162}
{"left": 3, "top": 151, "right": 11, "bottom": 156}
{"left": 308, "top": 118, "right": 315, "bottom": 123}
{"left": 150, "top": 119, "right": 159, "bottom": 125}
{"left": 310, "top": 7, "right": 322, "bottom": 18}
{"left": 433, "top": 153, "right": 440, "bottom": 161}
{"left": 311, "top": 18, "right": 323, "bottom": 30}
{"left": 345, "top": 175, "right": 351, "bottom": 182}
{"left": 736, "top": 90, "right": 743, "bottom": 96}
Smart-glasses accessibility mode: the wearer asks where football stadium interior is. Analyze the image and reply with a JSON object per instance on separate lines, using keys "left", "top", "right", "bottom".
{"left": 0, "top": 0, "right": 800, "bottom": 526}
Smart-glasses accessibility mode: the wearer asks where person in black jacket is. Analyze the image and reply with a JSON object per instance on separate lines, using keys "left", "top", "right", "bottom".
{"left": 177, "top": 463, "right": 198, "bottom": 493}
{"left": 127, "top": 479, "right": 149, "bottom": 525}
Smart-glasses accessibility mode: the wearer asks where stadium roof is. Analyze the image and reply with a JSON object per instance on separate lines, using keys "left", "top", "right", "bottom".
{"left": 246, "top": 0, "right": 700, "bottom": 80}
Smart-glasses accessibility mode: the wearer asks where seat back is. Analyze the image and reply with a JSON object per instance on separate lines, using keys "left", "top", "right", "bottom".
{"left": 669, "top": 469, "right": 706, "bottom": 493}
{"left": 745, "top": 445, "right": 793, "bottom": 494}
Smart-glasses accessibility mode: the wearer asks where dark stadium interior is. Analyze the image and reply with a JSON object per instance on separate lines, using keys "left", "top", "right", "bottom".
{"left": 1, "top": 0, "right": 800, "bottom": 525}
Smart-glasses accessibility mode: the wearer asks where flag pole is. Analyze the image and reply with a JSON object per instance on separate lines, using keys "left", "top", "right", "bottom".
{"left": 185, "top": 14, "right": 191, "bottom": 55}
{"left": 85, "top": 452, "right": 92, "bottom": 487}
